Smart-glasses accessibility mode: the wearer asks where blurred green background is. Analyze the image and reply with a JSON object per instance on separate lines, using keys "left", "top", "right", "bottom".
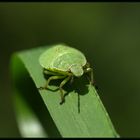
{"left": 0, "top": 2, "right": 140, "bottom": 137}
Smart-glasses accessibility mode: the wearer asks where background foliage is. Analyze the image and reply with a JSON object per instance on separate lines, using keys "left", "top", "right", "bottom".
{"left": 0, "top": 2, "right": 140, "bottom": 137}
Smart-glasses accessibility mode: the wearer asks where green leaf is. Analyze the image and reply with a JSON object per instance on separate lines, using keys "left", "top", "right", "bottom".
{"left": 10, "top": 45, "right": 119, "bottom": 138}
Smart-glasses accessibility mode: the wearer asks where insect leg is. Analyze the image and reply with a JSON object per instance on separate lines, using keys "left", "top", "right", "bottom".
{"left": 38, "top": 75, "right": 66, "bottom": 90}
{"left": 59, "top": 76, "right": 71, "bottom": 105}
{"left": 84, "top": 67, "right": 98, "bottom": 89}
{"left": 70, "top": 75, "right": 74, "bottom": 84}
{"left": 84, "top": 67, "right": 94, "bottom": 85}
{"left": 47, "top": 75, "right": 66, "bottom": 87}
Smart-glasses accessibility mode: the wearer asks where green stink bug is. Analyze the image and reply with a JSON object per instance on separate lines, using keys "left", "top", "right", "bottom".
{"left": 38, "top": 44, "right": 94, "bottom": 104}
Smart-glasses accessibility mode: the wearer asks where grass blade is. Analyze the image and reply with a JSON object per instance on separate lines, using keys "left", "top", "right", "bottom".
{"left": 11, "top": 45, "right": 119, "bottom": 137}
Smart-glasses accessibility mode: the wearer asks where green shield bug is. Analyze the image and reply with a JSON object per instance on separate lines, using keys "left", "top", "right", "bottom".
{"left": 38, "top": 44, "right": 94, "bottom": 104}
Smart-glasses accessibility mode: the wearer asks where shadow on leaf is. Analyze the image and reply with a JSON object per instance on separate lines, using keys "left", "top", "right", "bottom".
{"left": 42, "top": 73, "right": 90, "bottom": 113}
